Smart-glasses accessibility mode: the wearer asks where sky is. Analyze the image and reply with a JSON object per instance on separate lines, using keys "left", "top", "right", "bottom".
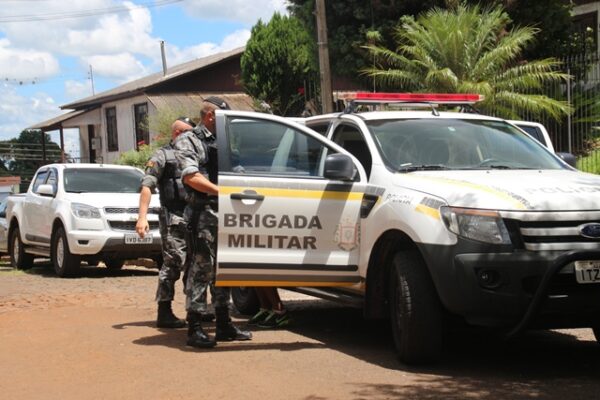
{"left": 0, "top": 0, "right": 289, "bottom": 158}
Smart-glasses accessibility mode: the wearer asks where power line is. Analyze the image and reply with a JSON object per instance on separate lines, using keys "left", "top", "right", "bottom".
{"left": 0, "top": 0, "right": 182, "bottom": 23}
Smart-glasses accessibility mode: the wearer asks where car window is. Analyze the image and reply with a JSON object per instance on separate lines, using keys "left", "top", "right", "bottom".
{"left": 46, "top": 169, "right": 58, "bottom": 194}
{"left": 226, "top": 117, "right": 331, "bottom": 177}
{"left": 63, "top": 168, "right": 143, "bottom": 193}
{"left": 515, "top": 125, "right": 546, "bottom": 146}
{"left": 367, "top": 118, "right": 566, "bottom": 170}
{"left": 332, "top": 124, "right": 372, "bottom": 178}
{"left": 31, "top": 170, "right": 48, "bottom": 193}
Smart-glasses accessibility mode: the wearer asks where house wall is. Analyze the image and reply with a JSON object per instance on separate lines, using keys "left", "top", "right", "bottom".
{"left": 150, "top": 57, "right": 242, "bottom": 93}
{"left": 66, "top": 108, "right": 101, "bottom": 163}
{"left": 99, "top": 95, "right": 150, "bottom": 164}
{"left": 572, "top": 1, "right": 600, "bottom": 53}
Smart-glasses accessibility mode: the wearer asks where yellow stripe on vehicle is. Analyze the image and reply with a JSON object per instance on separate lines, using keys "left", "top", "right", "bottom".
{"left": 404, "top": 175, "right": 528, "bottom": 210}
{"left": 220, "top": 186, "right": 363, "bottom": 201}
{"left": 415, "top": 204, "right": 441, "bottom": 220}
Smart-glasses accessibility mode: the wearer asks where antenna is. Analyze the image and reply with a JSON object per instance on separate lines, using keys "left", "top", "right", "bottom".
{"left": 88, "top": 65, "right": 95, "bottom": 95}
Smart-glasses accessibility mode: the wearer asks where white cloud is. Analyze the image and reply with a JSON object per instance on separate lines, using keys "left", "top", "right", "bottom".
{"left": 0, "top": 1, "right": 156, "bottom": 58}
{"left": 0, "top": 38, "right": 59, "bottom": 80}
{"left": 0, "top": 84, "right": 62, "bottom": 140}
{"left": 166, "top": 29, "right": 250, "bottom": 66}
{"left": 65, "top": 80, "right": 93, "bottom": 100}
{"left": 82, "top": 53, "right": 149, "bottom": 82}
{"left": 183, "top": 0, "right": 288, "bottom": 24}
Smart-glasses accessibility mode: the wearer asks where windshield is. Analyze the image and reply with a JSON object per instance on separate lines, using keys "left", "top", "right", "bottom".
{"left": 63, "top": 168, "right": 143, "bottom": 193}
{"left": 367, "top": 118, "right": 567, "bottom": 171}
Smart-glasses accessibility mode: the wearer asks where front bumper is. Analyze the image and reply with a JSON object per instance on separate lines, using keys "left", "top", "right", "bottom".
{"left": 420, "top": 240, "right": 600, "bottom": 331}
{"left": 66, "top": 229, "right": 162, "bottom": 258}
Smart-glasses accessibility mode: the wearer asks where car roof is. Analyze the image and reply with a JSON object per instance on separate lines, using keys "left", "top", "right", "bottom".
{"left": 42, "top": 163, "right": 140, "bottom": 170}
{"left": 305, "top": 110, "right": 506, "bottom": 123}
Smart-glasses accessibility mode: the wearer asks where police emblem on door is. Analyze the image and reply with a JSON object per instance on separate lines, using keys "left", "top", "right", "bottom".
{"left": 334, "top": 219, "right": 360, "bottom": 251}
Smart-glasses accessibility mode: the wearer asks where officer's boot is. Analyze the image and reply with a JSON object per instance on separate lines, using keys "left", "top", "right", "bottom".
{"left": 156, "top": 301, "right": 186, "bottom": 329}
{"left": 214, "top": 306, "right": 252, "bottom": 341}
{"left": 186, "top": 312, "right": 216, "bottom": 348}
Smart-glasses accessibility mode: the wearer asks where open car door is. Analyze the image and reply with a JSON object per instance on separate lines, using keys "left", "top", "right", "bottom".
{"left": 215, "top": 111, "right": 367, "bottom": 287}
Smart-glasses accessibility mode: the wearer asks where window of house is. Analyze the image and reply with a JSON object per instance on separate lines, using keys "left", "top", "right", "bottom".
{"left": 572, "top": 11, "right": 598, "bottom": 51}
{"left": 105, "top": 107, "right": 118, "bottom": 152}
{"left": 134, "top": 103, "right": 149, "bottom": 149}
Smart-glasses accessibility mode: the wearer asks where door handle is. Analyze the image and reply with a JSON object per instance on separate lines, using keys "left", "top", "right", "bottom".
{"left": 230, "top": 192, "right": 265, "bottom": 201}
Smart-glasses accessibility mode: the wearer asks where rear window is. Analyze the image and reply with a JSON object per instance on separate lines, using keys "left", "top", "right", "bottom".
{"left": 63, "top": 168, "right": 143, "bottom": 193}
{"left": 515, "top": 125, "right": 547, "bottom": 146}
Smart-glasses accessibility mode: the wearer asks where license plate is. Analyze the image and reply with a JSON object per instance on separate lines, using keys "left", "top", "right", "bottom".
{"left": 124, "top": 233, "right": 152, "bottom": 244}
{"left": 574, "top": 261, "right": 600, "bottom": 284}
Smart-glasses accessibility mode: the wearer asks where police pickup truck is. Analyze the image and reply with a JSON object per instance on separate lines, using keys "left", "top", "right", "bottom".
{"left": 6, "top": 163, "right": 162, "bottom": 277}
{"left": 213, "top": 93, "right": 600, "bottom": 363}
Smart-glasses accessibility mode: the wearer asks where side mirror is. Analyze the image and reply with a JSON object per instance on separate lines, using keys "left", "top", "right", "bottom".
{"left": 324, "top": 153, "right": 355, "bottom": 181}
{"left": 36, "top": 184, "right": 55, "bottom": 197}
{"left": 556, "top": 152, "right": 577, "bottom": 168}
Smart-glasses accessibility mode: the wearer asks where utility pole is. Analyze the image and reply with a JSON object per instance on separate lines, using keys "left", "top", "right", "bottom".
{"left": 89, "top": 65, "right": 95, "bottom": 95}
{"left": 315, "top": 0, "right": 333, "bottom": 113}
{"left": 160, "top": 40, "right": 168, "bottom": 76}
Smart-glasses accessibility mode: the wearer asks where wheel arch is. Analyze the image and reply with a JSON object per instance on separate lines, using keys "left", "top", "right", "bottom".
{"left": 364, "top": 229, "right": 427, "bottom": 319}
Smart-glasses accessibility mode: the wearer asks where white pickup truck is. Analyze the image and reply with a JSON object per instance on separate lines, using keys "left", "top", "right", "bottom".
{"left": 6, "top": 163, "right": 162, "bottom": 277}
{"left": 214, "top": 93, "right": 600, "bottom": 364}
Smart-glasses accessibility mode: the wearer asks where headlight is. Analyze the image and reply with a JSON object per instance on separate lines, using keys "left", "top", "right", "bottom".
{"left": 71, "top": 203, "right": 101, "bottom": 219}
{"left": 440, "top": 206, "right": 511, "bottom": 245}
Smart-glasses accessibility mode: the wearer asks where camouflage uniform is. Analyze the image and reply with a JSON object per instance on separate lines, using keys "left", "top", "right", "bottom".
{"left": 142, "top": 143, "right": 211, "bottom": 310}
{"left": 173, "top": 126, "right": 231, "bottom": 313}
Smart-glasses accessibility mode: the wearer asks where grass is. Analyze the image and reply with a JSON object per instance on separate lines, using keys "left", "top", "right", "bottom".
{"left": 576, "top": 147, "right": 600, "bottom": 174}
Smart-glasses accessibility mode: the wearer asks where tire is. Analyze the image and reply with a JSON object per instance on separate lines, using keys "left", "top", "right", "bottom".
{"left": 51, "top": 226, "right": 81, "bottom": 278}
{"left": 9, "top": 226, "right": 33, "bottom": 270}
{"left": 104, "top": 258, "right": 125, "bottom": 271}
{"left": 231, "top": 287, "right": 260, "bottom": 315}
{"left": 389, "top": 250, "right": 443, "bottom": 364}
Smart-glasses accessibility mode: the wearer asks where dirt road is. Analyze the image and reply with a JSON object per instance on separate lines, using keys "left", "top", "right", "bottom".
{"left": 1, "top": 262, "right": 600, "bottom": 400}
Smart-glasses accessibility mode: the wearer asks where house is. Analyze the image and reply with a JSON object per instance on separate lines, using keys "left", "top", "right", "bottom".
{"left": 571, "top": 1, "right": 600, "bottom": 53}
{"left": 30, "top": 47, "right": 255, "bottom": 164}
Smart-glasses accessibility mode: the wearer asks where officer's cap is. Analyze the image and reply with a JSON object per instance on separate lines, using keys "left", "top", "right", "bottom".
{"left": 204, "top": 96, "right": 231, "bottom": 110}
{"left": 176, "top": 116, "right": 196, "bottom": 128}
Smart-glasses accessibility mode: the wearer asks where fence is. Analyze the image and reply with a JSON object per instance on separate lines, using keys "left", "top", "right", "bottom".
{"left": 487, "top": 53, "right": 600, "bottom": 173}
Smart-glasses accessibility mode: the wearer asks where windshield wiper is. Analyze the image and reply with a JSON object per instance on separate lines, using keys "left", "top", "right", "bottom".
{"left": 398, "top": 164, "right": 450, "bottom": 172}
{"left": 481, "top": 164, "right": 512, "bottom": 169}
{"left": 65, "top": 190, "right": 88, "bottom": 193}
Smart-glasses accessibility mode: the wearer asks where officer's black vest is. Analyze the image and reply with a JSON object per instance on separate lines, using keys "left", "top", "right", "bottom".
{"left": 184, "top": 129, "right": 218, "bottom": 209}
{"left": 158, "top": 145, "right": 187, "bottom": 212}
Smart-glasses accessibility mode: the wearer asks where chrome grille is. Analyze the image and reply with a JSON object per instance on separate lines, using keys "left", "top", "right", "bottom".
{"left": 104, "top": 207, "right": 161, "bottom": 214}
{"left": 109, "top": 221, "right": 160, "bottom": 232}
{"left": 501, "top": 210, "right": 600, "bottom": 251}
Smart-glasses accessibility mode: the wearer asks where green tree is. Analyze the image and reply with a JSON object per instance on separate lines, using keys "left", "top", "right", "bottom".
{"left": 287, "top": 0, "right": 577, "bottom": 83}
{"left": 0, "top": 129, "right": 65, "bottom": 192}
{"left": 362, "top": 3, "right": 571, "bottom": 120}
{"left": 241, "top": 13, "right": 317, "bottom": 116}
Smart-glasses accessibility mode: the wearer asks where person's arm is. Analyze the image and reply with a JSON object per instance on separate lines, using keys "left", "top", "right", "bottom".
{"left": 136, "top": 185, "right": 152, "bottom": 238}
{"left": 182, "top": 173, "right": 218, "bottom": 196}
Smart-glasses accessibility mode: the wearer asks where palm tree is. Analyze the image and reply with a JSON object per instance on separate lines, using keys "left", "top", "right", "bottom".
{"left": 362, "top": 3, "right": 571, "bottom": 120}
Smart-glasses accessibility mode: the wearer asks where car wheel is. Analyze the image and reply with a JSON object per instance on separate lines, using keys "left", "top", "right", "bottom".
{"left": 389, "top": 250, "right": 443, "bottom": 364}
{"left": 52, "top": 226, "right": 81, "bottom": 278}
{"left": 231, "top": 287, "right": 260, "bottom": 315}
{"left": 104, "top": 258, "right": 124, "bottom": 271}
{"left": 9, "top": 226, "right": 33, "bottom": 270}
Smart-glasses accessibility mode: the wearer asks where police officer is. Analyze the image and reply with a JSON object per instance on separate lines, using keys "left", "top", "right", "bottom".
{"left": 173, "top": 97, "right": 252, "bottom": 348}
{"left": 136, "top": 117, "right": 214, "bottom": 328}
